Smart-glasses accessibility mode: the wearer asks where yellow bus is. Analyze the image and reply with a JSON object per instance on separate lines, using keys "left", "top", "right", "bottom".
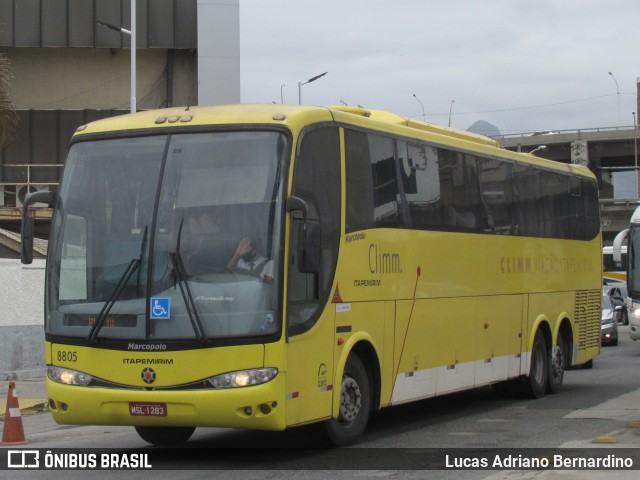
{"left": 603, "top": 245, "right": 627, "bottom": 282}
{"left": 21, "top": 104, "right": 602, "bottom": 446}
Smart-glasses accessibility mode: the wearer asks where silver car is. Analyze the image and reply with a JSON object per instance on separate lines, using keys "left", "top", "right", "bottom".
{"left": 601, "top": 293, "right": 619, "bottom": 346}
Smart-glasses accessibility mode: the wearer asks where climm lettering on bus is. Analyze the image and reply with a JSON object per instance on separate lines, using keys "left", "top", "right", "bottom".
{"left": 501, "top": 256, "right": 593, "bottom": 274}
{"left": 369, "top": 243, "right": 402, "bottom": 274}
{"left": 501, "top": 256, "right": 532, "bottom": 274}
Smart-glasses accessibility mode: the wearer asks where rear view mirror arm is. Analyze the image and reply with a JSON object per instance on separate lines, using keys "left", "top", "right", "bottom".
{"left": 20, "top": 190, "right": 56, "bottom": 264}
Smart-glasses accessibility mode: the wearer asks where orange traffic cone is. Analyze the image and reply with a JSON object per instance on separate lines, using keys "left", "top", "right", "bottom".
{"left": 2, "top": 381, "right": 27, "bottom": 445}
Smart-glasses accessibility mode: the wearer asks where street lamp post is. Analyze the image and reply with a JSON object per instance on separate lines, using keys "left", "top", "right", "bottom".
{"left": 413, "top": 94, "right": 425, "bottom": 121}
{"left": 448, "top": 99, "right": 455, "bottom": 127}
{"left": 633, "top": 111, "right": 638, "bottom": 199}
{"left": 130, "top": 0, "right": 136, "bottom": 113}
{"left": 298, "top": 72, "right": 328, "bottom": 105}
{"left": 608, "top": 71, "right": 620, "bottom": 125}
{"left": 529, "top": 145, "right": 547, "bottom": 156}
{"left": 280, "top": 84, "right": 286, "bottom": 104}
{"left": 96, "top": 1, "right": 136, "bottom": 113}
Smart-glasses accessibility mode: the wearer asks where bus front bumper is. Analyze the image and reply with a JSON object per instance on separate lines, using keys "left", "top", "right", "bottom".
{"left": 46, "top": 375, "right": 287, "bottom": 431}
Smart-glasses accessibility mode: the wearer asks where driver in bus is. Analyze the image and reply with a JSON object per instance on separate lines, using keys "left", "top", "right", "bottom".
{"left": 227, "top": 237, "right": 274, "bottom": 283}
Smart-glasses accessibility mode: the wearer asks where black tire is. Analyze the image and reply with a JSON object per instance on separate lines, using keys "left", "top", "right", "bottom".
{"left": 323, "top": 355, "right": 371, "bottom": 447}
{"left": 546, "top": 330, "right": 567, "bottom": 394}
{"left": 134, "top": 426, "right": 195, "bottom": 445}
{"left": 519, "top": 329, "right": 548, "bottom": 399}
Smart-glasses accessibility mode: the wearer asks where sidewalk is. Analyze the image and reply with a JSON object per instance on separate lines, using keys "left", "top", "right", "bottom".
{"left": 471, "top": 387, "right": 640, "bottom": 480}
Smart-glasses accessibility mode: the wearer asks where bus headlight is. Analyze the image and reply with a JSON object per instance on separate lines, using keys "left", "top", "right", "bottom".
{"left": 208, "top": 368, "right": 278, "bottom": 389}
{"left": 48, "top": 366, "right": 93, "bottom": 386}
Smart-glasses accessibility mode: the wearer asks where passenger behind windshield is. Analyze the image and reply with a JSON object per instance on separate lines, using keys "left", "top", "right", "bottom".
{"left": 227, "top": 237, "right": 274, "bottom": 283}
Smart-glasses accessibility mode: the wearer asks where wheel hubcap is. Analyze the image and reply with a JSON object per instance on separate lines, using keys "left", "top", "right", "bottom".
{"left": 551, "top": 345, "right": 564, "bottom": 379}
{"left": 339, "top": 376, "right": 362, "bottom": 424}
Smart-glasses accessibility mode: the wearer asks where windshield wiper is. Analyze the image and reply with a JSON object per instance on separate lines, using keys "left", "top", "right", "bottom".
{"left": 169, "top": 218, "right": 209, "bottom": 343}
{"left": 88, "top": 226, "right": 148, "bottom": 343}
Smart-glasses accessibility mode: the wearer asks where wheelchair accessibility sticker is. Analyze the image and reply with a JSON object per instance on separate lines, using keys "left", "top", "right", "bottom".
{"left": 150, "top": 297, "right": 170, "bottom": 319}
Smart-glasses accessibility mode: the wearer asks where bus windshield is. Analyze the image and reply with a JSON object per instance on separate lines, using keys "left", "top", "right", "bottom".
{"left": 46, "top": 130, "right": 287, "bottom": 343}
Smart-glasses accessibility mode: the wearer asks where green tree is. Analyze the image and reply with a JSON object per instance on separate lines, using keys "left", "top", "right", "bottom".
{"left": 0, "top": 52, "right": 18, "bottom": 149}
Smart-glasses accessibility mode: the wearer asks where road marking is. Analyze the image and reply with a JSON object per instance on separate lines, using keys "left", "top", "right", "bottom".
{"left": 592, "top": 436, "right": 617, "bottom": 443}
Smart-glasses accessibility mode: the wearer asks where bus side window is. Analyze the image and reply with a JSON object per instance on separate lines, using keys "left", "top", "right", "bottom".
{"left": 512, "top": 163, "right": 542, "bottom": 237}
{"left": 401, "top": 143, "right": 442, "bottom": 230}
{"left": 345, "top": 129, "right": 375, "bottom": 232}
{"left": 478, "top": 157, "right": 515, "bottom": 234}
{"left": 287, "top": 126, "right": 341, "bottom": 335}
{"left": 438, "top": 150, "right": 483, "bottom": 232}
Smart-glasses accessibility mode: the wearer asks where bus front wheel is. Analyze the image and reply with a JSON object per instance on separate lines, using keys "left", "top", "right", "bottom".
{"left": 323, "top": 354, "right": 371, "bottom": 447}
{"left": 134, "top": 426, "right": 195, "bottom": 445}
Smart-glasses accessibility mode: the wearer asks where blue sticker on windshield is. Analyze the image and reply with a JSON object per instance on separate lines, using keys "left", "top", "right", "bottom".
{"left": 150, "top": 297, "right": 170, "bottom": 319}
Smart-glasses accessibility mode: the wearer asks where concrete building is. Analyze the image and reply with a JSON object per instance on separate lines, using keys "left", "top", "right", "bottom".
{"left": 0, "top": 0, "right": 239, "bottom": 230}
{"left": 0, "top": 0, "right": 239, "bottom": 379}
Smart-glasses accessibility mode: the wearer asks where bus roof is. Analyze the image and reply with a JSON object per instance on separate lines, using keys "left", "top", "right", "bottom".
{"left": 72, "top": 104, "right": 593, "bottom": 178}
{"left": 329, "top": 105, "right": 501, "bottom": 148}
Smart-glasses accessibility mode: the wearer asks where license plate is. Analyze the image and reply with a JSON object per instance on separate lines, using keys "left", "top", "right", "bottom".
{"left": 129, "top": 402, "right": 167, "bottom": 417}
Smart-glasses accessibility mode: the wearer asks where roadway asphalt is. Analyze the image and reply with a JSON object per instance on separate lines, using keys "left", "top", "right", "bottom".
{"left": 1, "top": 377, "right": 639, "bottom": 478}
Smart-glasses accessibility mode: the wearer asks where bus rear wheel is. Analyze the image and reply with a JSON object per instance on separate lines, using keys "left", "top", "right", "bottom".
{"left": 519, "top": 329, "right": 548, "bottom": 399}
{"left": 323, "top": 354, "right": 371, "bottom": 447}
{"left": 134, "top": 426, "right": 195, "bottom": 445}
{"left": 547, "top": 330, "right": 567, "bottom": 394}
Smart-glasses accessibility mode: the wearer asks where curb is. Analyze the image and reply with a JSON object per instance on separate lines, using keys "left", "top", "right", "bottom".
{"left": 0, "top": 399, "right": 49, "bottom": 420}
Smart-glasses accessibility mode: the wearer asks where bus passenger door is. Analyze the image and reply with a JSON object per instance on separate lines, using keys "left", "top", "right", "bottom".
{"left": 284, "top": 213, "right": 338, "bottom": 426}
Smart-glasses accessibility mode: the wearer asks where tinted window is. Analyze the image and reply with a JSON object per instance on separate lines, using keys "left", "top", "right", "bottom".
{"left": 345, "top": 128, "right": 599, "bottom": 241}
{"left": 288, "top": 126, "right": 341, "bottom": 334}
{"left": 345, "top": 130, "right": 375, "bottom": 232}
{"left": 439, "top": 151, "right": 483, "bottom": 231}
{"left": 569, "top": 176, "right": 600, "bottom": 240}
{"left": 402, "top": 143, "right": 442, "bottom": 229}
{"left": 369, "top": 135, "right": 400, "bottom": 227}
{"left": 479, "top": 158, "right": 514, "bottom": 234}
{"left": 512, "top": 163, "right": 543, "bottom": 237}
{"left": 345, "top": 130, "right": 402, "bottom": 231}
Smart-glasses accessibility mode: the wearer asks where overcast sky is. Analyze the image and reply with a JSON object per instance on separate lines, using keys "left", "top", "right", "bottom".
{"left": 239, "top": 0, "right": 639, "bottom": 135}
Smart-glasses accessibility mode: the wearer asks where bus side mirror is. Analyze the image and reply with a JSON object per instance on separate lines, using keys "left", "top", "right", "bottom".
{"left": 20, "top": 190, "right": 56, "bottom": 264}
{"left": 286, "top": 196, "right": 321, "bottom": 274}
{"left": 21, "top": 214, "right": 34, "bottom": 264}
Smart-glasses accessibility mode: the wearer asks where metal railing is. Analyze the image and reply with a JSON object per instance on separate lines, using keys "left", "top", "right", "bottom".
{"left": 0, "top": 164, "right": 60, "bottom": 221}
{"left": 493, "top": 125, "right": 638, "bottom": 140}
{"left": 0, "top": 163, "right": 62, "bottom": 203}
